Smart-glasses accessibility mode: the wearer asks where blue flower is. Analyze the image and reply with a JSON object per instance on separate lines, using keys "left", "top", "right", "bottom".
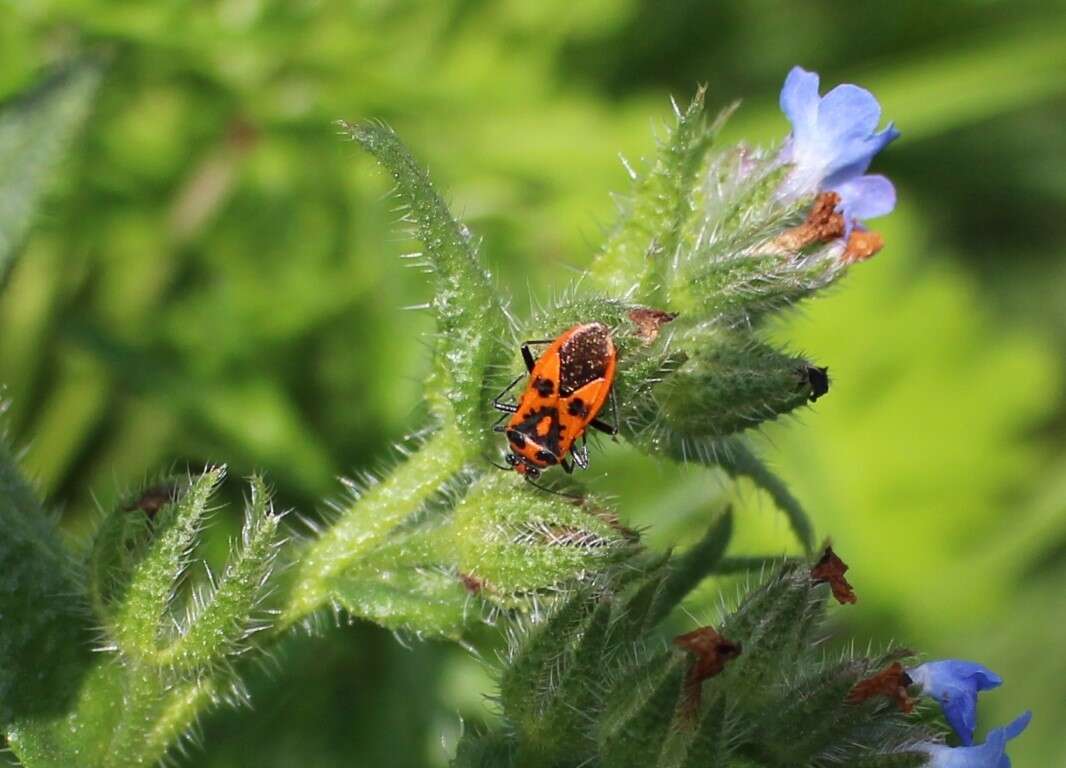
{"left": 922, "top": 711, "right": 1031, "bottom": 768}
{"left": 779, "top": 66, "right": 900, "bottom": 229}
{"left": 909, "top": 660, "right": 1002, "bottom": 745}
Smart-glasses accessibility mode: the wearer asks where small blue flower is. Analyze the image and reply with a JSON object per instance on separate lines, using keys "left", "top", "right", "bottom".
{"left": 779, "top": 66, "right": 900, "bottom": 229}
{"left": 909, "top": 660, "right": 1003, "bottom": 745}
{"left": 922, "top": 711, "right": 1031, "bottom": 768}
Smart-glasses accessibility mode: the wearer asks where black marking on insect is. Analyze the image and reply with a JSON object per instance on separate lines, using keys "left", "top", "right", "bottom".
{"left": 513, "top": 404, "right": 565, "bottom": 457}
{"left": 567, "top": 398, "right": 588, "bottom": 418}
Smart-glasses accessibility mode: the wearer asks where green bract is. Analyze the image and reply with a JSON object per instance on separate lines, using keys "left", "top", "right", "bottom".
{"left": 456, "top": 518, "right": 934, "bottom": 768}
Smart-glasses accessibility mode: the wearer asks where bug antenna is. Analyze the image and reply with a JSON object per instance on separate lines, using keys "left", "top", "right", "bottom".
{"left": 524, "top": 476, "right": 582, "bottom": 501}
{"left": 489, "top": 460, "right": 511, "bottom": 472}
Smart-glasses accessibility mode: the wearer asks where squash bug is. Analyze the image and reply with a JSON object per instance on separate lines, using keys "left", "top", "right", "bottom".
{"left": 491, "top": 322, "right": 618, "bottom": 480}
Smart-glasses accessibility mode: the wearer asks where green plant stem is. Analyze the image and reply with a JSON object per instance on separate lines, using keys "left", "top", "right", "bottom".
{"left": 280, "top": 423, "right": 467, "bottom": 629}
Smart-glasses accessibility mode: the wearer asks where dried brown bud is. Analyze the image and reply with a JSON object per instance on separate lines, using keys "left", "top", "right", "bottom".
{"left": 123, "top": 483, "right": 179, "bottom": 520}
{"left": 810, "top": 545, "right": 857, "bottom": 604}
{"left": 801, "top": 365, "right": 830, "bottom": 402}
{"left": 773, "top": 192, "right": 846, "bottom": 251}
{"left": 847, "top": 662, "right": 915, "bottom": 713}
{"left": 460, "top": 573, "right": 484, "bottom": 594}
{"left": 583, "top": 506, "right": 640, "bottom": 542}
{"left": 674, "top": 626, "right": 742, "bottom": 716}
{"left": 628, "top": 307, "right": 677, "bottom": 344}
{"left": 842, "top": 229, "right": 885, "bottom": 263}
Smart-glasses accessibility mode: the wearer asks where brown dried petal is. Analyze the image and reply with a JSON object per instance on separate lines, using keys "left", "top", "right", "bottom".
{"left": 847, "top": 662, "right": 916, "bottom": 713}
{"left": 123, "top": 483, "right": 179, "bottom": 520}
{"left": 842, "top": 229, "right": 885, "bottom": 263}
{"left": 773, "top": 192, "right": 846, "bottom": 251}
{"left": 810, "top": 545, "right": 857, "bottom": 605}
{"left": 628, "top": 307, "right": 677, "bottom": 344}
{"left": 674, "top": 626, "right": 742, "bottom": 716}
{"left": 460, "top": 573, "right": 484, "bottom": 594}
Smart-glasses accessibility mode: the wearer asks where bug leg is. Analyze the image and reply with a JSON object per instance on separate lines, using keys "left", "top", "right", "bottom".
{"left": 524, "top": 475, "right": 581, "bottom": 500}
{"left": 560, "top": 458, "right": 575, "bottom": 474}
{"left": 589, "top": 418, "right": 617, "bottom": 436}
{"left": 589, "top": 394, "right": 621, "bottom": 438}
{"left": 521, "top": 345, "right": 536, "bottom": 373}
{"left": 492, "top": 373, "right": 524, "bottom": 413}
{"left": 520, "top": 339, "right": 553, "bottom": 372}
{"left": 492, "top": 411, "right": 510, "bottom": 432}
{"left": 572, "top": 441, "right": 589, "bottom": 470}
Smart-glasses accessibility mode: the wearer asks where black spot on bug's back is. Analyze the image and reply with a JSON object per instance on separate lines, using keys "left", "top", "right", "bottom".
{"left": 804, "top": 365, "right": 830, "bottom": 401}
{"left": 567, "top": 398, "right": 588, "bottom": 417}
{"left": 534, "top": 377, "right": 554, "bottom": 397}
{"left": 535, "top": 450, "right": 558, "bottom": 465}
{"left": 514, "top": 405, "right": 563, "bottom": 456}
{"left": 558, "top": 323, "right": 611, "bottom": 396}
{"left": 507, "top": 430, "right": 527, "bottom": 448}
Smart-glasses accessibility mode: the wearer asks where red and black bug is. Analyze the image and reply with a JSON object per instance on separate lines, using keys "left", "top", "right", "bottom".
{"left": 491, "top": 322, "right": 618, "bottom": 480}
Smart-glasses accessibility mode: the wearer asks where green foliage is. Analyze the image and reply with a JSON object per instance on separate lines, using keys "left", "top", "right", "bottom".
{"left": 0, "top": 436, "right": 89, "bottom": 729}
{"left": 590, "top": 87, "right": 730, "bottom": 301}
{"left": 279, "top": 97, "right": 830, "bottom": 647}
{"left": 0, "top": 57, "right": 100, "bottom": 277}
{"left": 343, "top": 121, "right": 508, "bottom": 447}
{"left": 1, "top": 5, "right": 1062, "bottom": 763}
{"left": 456, "top": 525, "right": 935, "bottom": 768}
{"left": 0, "top": 58, "right": 853, "bottom": 763}
{"left": 3, "top": 462, "right": 283, "bottom": 768}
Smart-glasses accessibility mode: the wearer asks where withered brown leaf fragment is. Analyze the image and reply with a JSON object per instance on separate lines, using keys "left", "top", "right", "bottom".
{"left": 123, "top": 483, "right": 179, "bottom": 520}
{"left": 847, "top": 662, "right": 915, "bottom": 713}
{"left": 459, "top": 573, "right": 484, "bottom": 594}
{"left": 810, "top": 545, "right": 857, "bottom": 604}
{"left": 628, "top": 307, "right": 677, "bottom": 344}
{"left": 673, "top": 626, "right": 742, "bottom": 717}
{"left": 772, "top": 191, "right": 846, "bottom": 251}
{"left": 579, "top": 502, "right": 641, "bottom": 543}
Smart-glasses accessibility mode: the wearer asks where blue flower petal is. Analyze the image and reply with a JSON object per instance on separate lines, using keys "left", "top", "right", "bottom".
{"left": 909, "top": 660, "right": 1003, "bottom": 745}
{"left": 780, "top": 66, "right": 821, "bottom": 145}
{"left": 831, "top": 175, "right": 896, "bottom": 225}
{"left": 1001, "top": 710, "right": 1032, "bottom": 741}
{"left": 923, "top": 711, "right": 1031, "bottom": 768}
{"left": 942, "top": 688, "right": 980, "bottom": 747}
{"left": 818, "top": 84, "right": 883, "bottom": 138}
{"left": 989, "top": 710, "right": 1031, "bottom": 768}
{"left": 822, "top": 122, "right": 899, "bottom": 188}
{"left": 778, "top": 65, "right": 899, "bottom": 224}
{"left": 939, "top": 660, "right": 1004, "bottom": 691}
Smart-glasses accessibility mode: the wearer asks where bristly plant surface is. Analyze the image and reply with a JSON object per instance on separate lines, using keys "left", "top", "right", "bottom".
{"left": 0, "top": 60, "right": 990, "bottom": 767}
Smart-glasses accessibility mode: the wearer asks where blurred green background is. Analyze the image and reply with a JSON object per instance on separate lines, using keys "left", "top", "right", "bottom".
{"left": 2, "top": 1, "right": 1065, "bottom": 765}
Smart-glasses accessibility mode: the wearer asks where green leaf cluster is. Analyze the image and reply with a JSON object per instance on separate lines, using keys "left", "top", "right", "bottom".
{"left": 3, "top": 457, "right": 284, "bottom": 768}
{"left": 456, "top": 515, "right": 935, "bottom": 768}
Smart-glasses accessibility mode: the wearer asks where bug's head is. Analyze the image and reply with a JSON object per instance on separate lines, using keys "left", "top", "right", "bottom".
{"left": 505, "top": 452, "right": 540, "bottom": 479}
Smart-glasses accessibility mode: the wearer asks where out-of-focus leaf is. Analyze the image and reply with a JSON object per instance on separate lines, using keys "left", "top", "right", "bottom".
{"left": 724, "top": 20, "right": 1066, "bottom": 145}
{"left": 0, "top": 59, "right": 101, "bottom": 277}
{"left": 0, "top": 437, "right": 89, "bottom": 727}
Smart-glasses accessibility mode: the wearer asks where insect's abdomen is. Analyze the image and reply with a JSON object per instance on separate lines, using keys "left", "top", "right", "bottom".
{"left": 558, "top": 323, "right": 613, "bottom": 396}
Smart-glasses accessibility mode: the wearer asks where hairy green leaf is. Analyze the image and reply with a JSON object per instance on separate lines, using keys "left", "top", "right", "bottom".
{"left": 344, "top": 121, "right": 507, "bottom": 447}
